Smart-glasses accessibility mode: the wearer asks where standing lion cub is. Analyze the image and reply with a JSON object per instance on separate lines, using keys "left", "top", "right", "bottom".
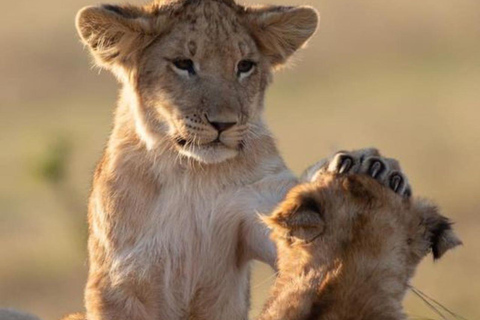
{"left": 61, "top": 0, "right": 413, "bottom": 319}
{"left": 70, "top": 1, "right": 318, "bottom": 318}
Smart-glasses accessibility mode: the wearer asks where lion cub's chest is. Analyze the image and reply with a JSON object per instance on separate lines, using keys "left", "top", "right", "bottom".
{"left": 146, "top": 179, "right": 247, "bottom": 268}
{"left": 131, "top": 179, "right": 251, "bottom": 311}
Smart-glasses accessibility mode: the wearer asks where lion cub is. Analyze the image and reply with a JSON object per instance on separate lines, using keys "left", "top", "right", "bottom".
{"left": 260, "top": 170, "right": 461, "bottom": 320}
{"left": 70, "top": 0, "right": 319, "bottom": 319}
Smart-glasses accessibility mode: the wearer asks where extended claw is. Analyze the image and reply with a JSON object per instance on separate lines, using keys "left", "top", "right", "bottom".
{"left": 368, "top": 160, "right": 385, "bottom": 179}
{"left": 390, "top": 174, "right": 403, "bottom": 193}
{"left": 338, "top": 156, "right": 354, "bottom": 174}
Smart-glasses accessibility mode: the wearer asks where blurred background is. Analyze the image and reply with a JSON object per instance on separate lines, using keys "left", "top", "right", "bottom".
{"left": 1, "top": 0, "right": 479, "bottom": 319}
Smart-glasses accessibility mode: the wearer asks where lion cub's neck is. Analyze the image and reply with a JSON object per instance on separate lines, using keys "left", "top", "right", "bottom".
{"left": 260, "top": 263, "right": 405, "bottom": 320}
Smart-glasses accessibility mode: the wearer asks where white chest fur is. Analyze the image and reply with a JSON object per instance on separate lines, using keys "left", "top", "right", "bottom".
{"left": 99, "top": 152, "right": 297, "bottom": 319}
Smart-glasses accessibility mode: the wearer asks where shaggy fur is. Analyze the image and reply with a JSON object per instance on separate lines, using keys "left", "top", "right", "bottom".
{"left": 259, "top": 169, "right": 461, "bottom": 320}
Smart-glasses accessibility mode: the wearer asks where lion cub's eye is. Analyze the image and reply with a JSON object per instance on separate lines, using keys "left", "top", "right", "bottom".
{"left": 172, "top": 59, "right": 196, "bottom": 76}
{"left": 237, "top": 60, "right": 256, "bottom": 77}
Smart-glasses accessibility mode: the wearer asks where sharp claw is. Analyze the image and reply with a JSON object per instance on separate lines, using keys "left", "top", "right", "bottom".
{"left": 368, "top": 161, "right": 384, "bottom": 178}
{"left": 338, "top": 157, "right": 353, "bottom": 174}
{"left": 390, "top": 174, "right": 403, "bottom": 192}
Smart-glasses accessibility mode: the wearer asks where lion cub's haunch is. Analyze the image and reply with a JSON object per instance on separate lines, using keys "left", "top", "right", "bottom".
{"left": 260, "top": 173, "right": 461, "bottom": 320}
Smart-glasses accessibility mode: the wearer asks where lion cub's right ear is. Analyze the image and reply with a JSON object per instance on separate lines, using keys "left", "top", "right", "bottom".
{"left": 245, "top": 6, "right": 319, "bottom": 68}
{"left": 75, "top": 5, "right": 168, "bottom": 75}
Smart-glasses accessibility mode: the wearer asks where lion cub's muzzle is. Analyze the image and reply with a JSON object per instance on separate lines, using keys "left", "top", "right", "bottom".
{"left": 171, "top": 113, "right": 248, "bottom": 164}
{"left": 205, "top": 113, "right": 238, "bottom": 134}
{"left": 174, "top": 113, "right": 247, "bottom": 150}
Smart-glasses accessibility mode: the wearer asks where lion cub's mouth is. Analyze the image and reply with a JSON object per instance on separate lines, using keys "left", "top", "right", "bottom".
{"left": 174, "top": 137, "right": 237, "bottom": 149}
{"left": 172, "top": 135, "right": 241, "bottom": 164}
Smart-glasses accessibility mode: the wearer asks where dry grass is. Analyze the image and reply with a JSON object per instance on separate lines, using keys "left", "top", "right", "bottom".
{"left": 1, "top": 0, "right": 479, "bottom": 319}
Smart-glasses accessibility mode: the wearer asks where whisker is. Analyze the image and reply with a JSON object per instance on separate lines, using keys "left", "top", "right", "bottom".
{"left": 409, "top": 286, "right": 449, "bottom": 320}
{"left": 409, "top": 286, "right": 470, "bottom": 320}
{"left": 253, "top": 271, "right": 279, "bottom": 290}
{"left": 407, "top": 314, "right": 438, "bottom": 320}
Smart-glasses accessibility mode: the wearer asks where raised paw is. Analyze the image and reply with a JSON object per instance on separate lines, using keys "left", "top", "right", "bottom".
{"left": 326, "top": 148, "right": 412, "bottom": 197}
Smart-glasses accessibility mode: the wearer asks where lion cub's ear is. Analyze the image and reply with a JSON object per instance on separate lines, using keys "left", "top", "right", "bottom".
{"left": 245, "top": 6, "right": 319, "bottom": 67}
{"left": 420, "top": 203, "right": 462, "bottom": 260}
{"left": 75, "top": 5, "right": 167, "bottom": 74}
{"left": 266, "top": 190, "right": 325, "bottom": 243}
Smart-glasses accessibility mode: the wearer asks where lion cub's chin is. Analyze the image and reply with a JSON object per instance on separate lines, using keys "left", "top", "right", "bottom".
{"left": 178, "top": 143, "right": 240, "bottom": 164}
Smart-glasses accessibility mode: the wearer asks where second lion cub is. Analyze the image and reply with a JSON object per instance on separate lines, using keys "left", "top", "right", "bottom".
{"left": 260, "top": 167, "right": 461, "bottom": 320}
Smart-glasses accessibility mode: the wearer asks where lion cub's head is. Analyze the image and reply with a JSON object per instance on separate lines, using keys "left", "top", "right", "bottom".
{"left": 75, "top": 0, "right": 318, "bottom": 163}
{"left": 265, "top": 173, "right": 461, "bottom": 316}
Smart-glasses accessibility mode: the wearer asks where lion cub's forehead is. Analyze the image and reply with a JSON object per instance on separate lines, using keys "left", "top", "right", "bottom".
{"left": 166, "top": 1, "right": 256, "bottom": 59}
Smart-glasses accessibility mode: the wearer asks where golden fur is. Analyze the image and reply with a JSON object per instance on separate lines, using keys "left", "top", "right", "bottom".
{"left": 259, "top": 172, "right": 461, "bottom": 320}
{"left": 68, "top": 0, "right": 319, "bottom": 319}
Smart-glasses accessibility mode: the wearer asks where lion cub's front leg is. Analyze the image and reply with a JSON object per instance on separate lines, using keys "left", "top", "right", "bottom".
{"left": 84, "top": 267, "right": 161, "bottom": 320}
{"left": 301, "top": 148, "right": 412, "bottom": 197}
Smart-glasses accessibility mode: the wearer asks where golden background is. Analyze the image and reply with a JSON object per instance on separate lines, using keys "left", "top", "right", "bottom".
{"left": 1, "top": 0, "right": 479, "bottom": 319}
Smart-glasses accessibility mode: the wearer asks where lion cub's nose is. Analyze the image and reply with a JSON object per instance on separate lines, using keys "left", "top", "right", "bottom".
{"left": 208, "top": 120, "right": 237, "bottom": 133}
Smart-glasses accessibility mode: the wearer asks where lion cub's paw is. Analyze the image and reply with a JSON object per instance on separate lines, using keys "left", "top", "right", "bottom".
{"left": 325, "top": 148, "right": 411, "bottom": 197}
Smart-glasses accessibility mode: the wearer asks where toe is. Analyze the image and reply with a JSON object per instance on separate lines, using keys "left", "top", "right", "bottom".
{"left": 404, "top": 187, "right": 412, "bottom": 198}
{"left": 328, "top": 153, "right": 355, "bottom": 174}
{"left": 338, "top": 155, "right": 354, "bottom": 174}
{"left": 389, "top": 173, "right": 405, "bottom": 193}
{"left": 365, "top": 158, "right": 387, "bottom": 179}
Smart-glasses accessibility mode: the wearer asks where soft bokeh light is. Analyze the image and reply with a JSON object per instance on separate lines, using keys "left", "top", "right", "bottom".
{"left": 1, "top": 0, "right": 479, "bottom": 319}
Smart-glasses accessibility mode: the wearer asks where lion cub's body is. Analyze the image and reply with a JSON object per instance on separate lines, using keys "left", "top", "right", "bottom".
{"left": 88, "top": 103, "right": 295, "bottom": 319}
{"left": 260, "top": 173, "right": 461, "bottom": 320}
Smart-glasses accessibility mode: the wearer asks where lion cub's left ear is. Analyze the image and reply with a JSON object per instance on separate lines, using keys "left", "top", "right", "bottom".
{"left": 245, "top": 6, "right": 319, "bottom": 67}
{"left": 265, "top": 190, "right": 325, "bottom": 243}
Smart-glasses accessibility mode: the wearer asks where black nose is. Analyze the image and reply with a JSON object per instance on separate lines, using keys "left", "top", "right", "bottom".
{"left": 208, "top": 121, "right": 237, "bottom": 133}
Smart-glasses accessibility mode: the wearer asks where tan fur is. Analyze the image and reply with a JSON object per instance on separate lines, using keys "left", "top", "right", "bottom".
{"left": 260, "top": 173, "right": 461, "bottom": 320}
{"left": 70, "top": 0, "right": 318, "bottom": 319}
{"left": 60, "top": 314, "right": 84, "bottom": 320}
